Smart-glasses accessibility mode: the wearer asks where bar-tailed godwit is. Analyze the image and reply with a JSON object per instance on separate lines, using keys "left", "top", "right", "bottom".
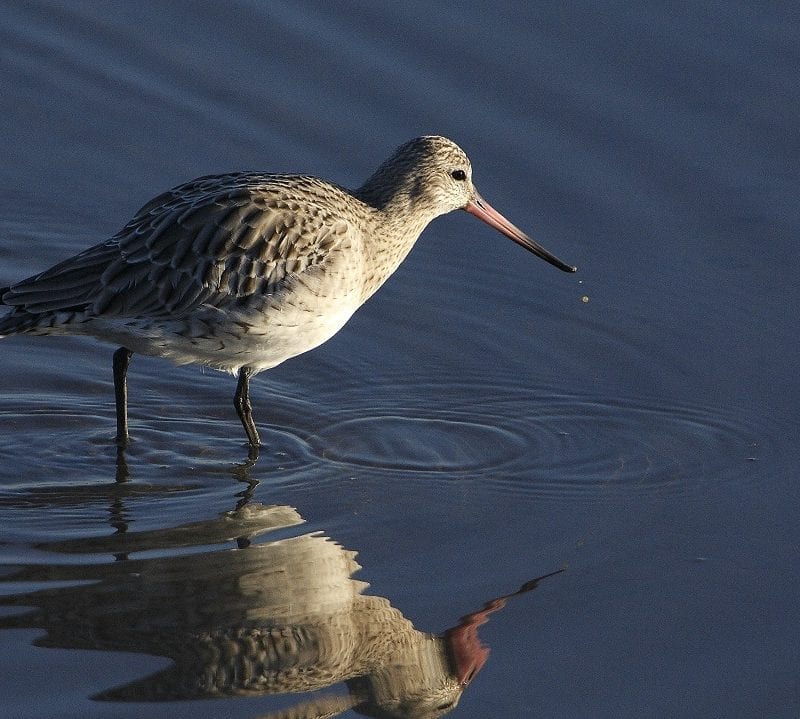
{"left": 0, "top": 136, "right": 575, "bottom": 452}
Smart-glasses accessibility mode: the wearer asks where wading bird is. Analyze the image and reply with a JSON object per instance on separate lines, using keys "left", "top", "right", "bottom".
{"left": 0, "top": 136, "right": 575, "bottom": 454}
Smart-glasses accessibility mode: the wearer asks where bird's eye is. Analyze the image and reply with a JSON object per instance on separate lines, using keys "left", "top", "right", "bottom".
{"left": 451, "top": 169, "right": 467, "bottom": 181}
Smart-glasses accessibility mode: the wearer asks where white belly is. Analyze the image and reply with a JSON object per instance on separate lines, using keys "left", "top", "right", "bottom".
{"left": 81, "top": 269, "right": 365, "bottom": 375}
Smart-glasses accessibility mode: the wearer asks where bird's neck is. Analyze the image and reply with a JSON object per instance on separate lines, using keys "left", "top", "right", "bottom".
{"left": 352, "top": 165, "right": 445, "bottom": 301}
{"left": 355, "top": 168, "right": 441, "bottom": 243}
{"left": 354, "top": 198, "right": 437, "bottom": 304}
{"left": 354, "top": 162, "right": 441, "bottom": 224}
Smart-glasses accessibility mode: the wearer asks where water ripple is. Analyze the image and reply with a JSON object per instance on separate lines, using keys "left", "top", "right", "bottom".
{"left": 297, "top": 375, "right": 766, "bottom": 499}
{"left": 311, "top": 416, "right": 527, "bottom": 472}
{"left": 0, "top": 370, "right": 770, "bottom": 502}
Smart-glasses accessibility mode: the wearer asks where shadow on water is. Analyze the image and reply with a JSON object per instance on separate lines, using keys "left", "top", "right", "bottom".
{"left": 0, "top": 487, "right": 562, "bottom": 719}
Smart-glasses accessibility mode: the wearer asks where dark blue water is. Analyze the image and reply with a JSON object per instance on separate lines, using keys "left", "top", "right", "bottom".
{"left": 0, "top": 2, "right": 798, "bottom": 717}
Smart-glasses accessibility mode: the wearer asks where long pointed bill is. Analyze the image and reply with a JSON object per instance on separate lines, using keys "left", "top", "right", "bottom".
{"left": 465, "top": 191, "right": 577, "bottom": 272}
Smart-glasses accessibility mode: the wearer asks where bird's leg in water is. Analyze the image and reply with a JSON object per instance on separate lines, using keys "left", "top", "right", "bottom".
{"left": 113, "top": 347, "right": 133, "bottom": 446}
{"left": 234, "top": 366, "right": 261, "bottom": 454}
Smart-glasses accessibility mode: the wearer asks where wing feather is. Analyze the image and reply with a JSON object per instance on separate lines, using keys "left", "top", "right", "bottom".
{"left": 3, "top": 174, "right": 357, "bottom": 322}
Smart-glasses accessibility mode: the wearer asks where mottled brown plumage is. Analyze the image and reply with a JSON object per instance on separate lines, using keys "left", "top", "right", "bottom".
{"left": 0, "top": 136, "right": 575, "bottom": 451}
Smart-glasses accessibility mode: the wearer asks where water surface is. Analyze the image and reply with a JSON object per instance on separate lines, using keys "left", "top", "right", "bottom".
{"left": 0, "top": 2, "right": 798, "bottom": 717}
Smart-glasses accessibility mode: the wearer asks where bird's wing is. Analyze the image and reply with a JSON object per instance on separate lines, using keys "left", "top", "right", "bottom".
{"left": 3, "top": 174, "right": 356, "bottom": 319}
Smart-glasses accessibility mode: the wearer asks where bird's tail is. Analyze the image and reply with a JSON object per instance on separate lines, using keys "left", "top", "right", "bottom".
{"left": 0, "top": 285, "right": 53, "bottom": 337}
{"left": 0, "top": 304, "right": 80, "bottom": 337}
{"left": 0, "top": 286, "right": 9, "bottom": 338}
{"left": 1, "top": 236, "right": 123, "bottom": 340}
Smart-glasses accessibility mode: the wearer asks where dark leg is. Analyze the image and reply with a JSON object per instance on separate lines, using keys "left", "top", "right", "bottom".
{"left": 113, "top": 347, "right": 133, "bottom": 446}
{"left": 234, "top": 366, "right": 261, "bottom": 451}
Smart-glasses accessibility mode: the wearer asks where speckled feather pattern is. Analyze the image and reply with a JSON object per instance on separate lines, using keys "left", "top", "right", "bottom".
{"left": 0, "top": 137, "right": 476, "bottom": 375}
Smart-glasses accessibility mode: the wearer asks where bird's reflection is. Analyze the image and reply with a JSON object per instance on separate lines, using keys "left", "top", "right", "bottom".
{"left": 0, "top": 503, "right": 560, "bottom": 719}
